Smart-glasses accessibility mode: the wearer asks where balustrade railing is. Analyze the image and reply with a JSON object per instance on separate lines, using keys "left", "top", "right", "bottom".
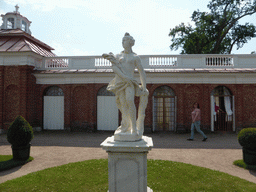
{"left": 39, "top": 54, "right": 256, "bottom": 70}
{"left": 206, "top": 56, "right": 234, "bottom": 66}
{"left": 95, "top": 57, "right": 112, "bottom": 67}
{"left": 45, "top": 58, "right": 69, "bottom": 68}
{"left": 149, "top": 56, "right": 177, "bottom": 67}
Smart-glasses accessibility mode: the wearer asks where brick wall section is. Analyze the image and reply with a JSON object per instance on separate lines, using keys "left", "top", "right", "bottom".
{"left": 5, "top": 84, "right": 19, "bottom": 123}
{"left": 243, "top": 85, "right": 256, "bottom": 127}
{"left": 3, "top": 66, "right": 20, "bottom": 129}
{"left": 19, "top": 66, "right": 27, "bottom": 119}
{"left": 64, "top": 85, "right": 72, "bottom": 129}
{"left": 72, "top": 86, "right": 89, "bottom": 122}
{"left": 21, "top": 81, "right": 256, "bottom": 132}
{"left": 0, "top": 66, "right": 36, "bottom": 130}
{"left": 34, "top": 84, "right": 44, "bottom": 127}
{"left": 203, "top": 85, "right": 211, "bottom": 130}
{"left": 28, "top": 67, "right": 37, "bottom": 126}
{"left": 18, "top": 66, "right": 35, "bottom": 123}
{"left": 144, "top": 84, "right": 153, "bottom": 130}
{"left": 176, "top": 84, "right": 185, "bottom": 128}
{"left": 0, "top": 67, "right": 4, "bottom": 129}
{"left": 235, "top": 84, "right": 244, "bottom": 128}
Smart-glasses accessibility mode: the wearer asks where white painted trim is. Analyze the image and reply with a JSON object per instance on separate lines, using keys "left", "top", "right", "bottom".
{"left": 233, "top": 96, "right": 235, "bottom": 132}
{"left": 210, "top": 96, "right": 214, "bottom": 132}
{"left": 34, "top": 72, "right": 256, "bottom": 85}
{"left": 152, "top": 96, "right": 155, "bottom": 132}
{"left": 175, "top": 96, "right": 177, "bottom": 132}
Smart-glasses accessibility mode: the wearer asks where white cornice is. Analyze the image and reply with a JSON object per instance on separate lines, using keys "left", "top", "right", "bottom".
{"left": 0, "top": 52, "right": 43, "bottom": 67}
{"left": 33, "top": 71, "right": 256, "bottom": 85}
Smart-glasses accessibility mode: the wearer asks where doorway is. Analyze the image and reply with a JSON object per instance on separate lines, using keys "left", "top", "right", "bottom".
{"left": 211, "top": 86, "right": 234, "bottom": 132}
{"left": 43, "top": 86, "right": 64, "bottom": 130}
{"left": 153, "top": 86, "right": 176, "bottom": 131}
{"left": 97, "top": 86, "right": 118, "bottom": 131}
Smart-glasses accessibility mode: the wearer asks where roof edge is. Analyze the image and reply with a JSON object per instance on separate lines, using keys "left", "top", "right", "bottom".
{"left": 0, "top": 29, "right": 54, "bottom": 50}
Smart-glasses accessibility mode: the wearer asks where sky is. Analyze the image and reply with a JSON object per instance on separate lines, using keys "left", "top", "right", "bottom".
{"left": 1, "top": 0, "right": 256, "bottom": 56}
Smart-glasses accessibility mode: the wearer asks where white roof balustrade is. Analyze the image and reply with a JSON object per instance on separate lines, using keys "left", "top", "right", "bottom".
{"left": 37, "top": 54, "right": 256, "bottom": 71}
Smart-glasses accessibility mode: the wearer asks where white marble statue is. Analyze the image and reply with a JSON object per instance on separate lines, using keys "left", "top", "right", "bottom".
{"left": 102, "top": 33, "right": 149, "bottom": 141}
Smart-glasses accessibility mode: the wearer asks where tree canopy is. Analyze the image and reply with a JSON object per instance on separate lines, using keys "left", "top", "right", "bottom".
{"left": 169, "top": 0, "right": 256, "bottom": 54}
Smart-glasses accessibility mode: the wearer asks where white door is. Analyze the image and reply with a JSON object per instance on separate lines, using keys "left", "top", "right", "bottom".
{"left": 97, "top": 96, "right": 118, "bottom": 130}
{"left": 44, "top": 96, "right": 64, "bottom": 130}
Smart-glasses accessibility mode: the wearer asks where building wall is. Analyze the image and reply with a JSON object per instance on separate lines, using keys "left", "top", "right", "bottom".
{"left": 1, "top": 65, "right": 256, "bottom": 132}
{"left": 33, "top": 82, "right": 256, "bottom": 132}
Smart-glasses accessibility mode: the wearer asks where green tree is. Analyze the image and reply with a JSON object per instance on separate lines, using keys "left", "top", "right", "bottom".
{"left": 169, "top": 0, "right": 256, "bottom": 54}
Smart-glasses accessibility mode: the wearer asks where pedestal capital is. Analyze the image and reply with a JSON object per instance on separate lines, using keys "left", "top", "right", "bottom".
{"left": 101, "top": 136, "right": 153, "bottom": 153}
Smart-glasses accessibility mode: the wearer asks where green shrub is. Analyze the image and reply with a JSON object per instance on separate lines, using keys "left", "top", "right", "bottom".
{"left": 7, "top": 116, "right": 34, "bottom": 147}
{"left": 238, "top": 128, "right": 256, "bottom": 150}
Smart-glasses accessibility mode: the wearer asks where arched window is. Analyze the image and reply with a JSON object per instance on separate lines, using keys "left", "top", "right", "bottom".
{"left": 211, "top": 86, "right": 232, "bottom": 96}
{"left": 153, "top": 85, "right": 175, "bottom": 97}
{"left": 7, "top": 18, "right": 14, "bottom": 29}
{"left": 44, "top": 86, "right": 64, "bottom": 96}
{"left": 153, "top": 86, "right": 176, "bottom": 131}
{"left": 97, "top": 86, "right": 115, "bottom": 96}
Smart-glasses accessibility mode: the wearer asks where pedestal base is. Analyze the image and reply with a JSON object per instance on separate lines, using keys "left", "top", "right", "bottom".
{"left": 101, "top": 136, "right": 153, "bottom": 192}
{"left": 108, "top": 187, "right": 153, "bottom": 192}
{"left": 114, "top": 132, "right": 142, "bottom": 141}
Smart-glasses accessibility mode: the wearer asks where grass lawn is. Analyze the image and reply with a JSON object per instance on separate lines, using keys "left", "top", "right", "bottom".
{"left": 0, "top": 155, "right": 34, "bottom": 172}
{"left": 1, "top": 159, "right": 256, "bottom": 192}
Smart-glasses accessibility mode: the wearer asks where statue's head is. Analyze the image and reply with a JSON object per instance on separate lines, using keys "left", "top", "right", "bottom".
{"left": 122, "top": 32, "right": 135, "bottom": 47}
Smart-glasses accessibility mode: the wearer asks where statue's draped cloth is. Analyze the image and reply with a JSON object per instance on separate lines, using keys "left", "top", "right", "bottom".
{"left": 107, "top": 76, "right": 143, "bottom": 97}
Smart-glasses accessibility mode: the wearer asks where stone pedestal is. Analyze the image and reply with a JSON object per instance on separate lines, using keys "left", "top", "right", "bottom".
{"left": 101, "top": 136, "right": 153, "bottom": 192}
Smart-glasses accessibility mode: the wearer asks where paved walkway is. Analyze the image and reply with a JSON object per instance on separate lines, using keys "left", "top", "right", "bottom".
{"left": 0, "top": 131, "right": 256, "bottom": 184}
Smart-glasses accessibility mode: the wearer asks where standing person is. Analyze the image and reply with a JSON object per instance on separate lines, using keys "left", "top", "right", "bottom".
{"left": 187, "top": 102, "right": 207, "bottom": 141}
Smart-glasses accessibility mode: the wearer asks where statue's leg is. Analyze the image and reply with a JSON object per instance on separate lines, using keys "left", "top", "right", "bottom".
{"left": 116, "top": 91, "right": 129, "bottom": 133}
{"left": 125, "top": 86, "right": 136, "bottom": 134}
{"left": 137, "top": 94, "right": 148, "bottom": 135}
{"left": 115, "top": 96, "right": 122, "bottom": 130}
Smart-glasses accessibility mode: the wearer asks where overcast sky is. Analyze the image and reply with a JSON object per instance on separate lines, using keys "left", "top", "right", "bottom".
{"left": 1, "top": 0, "right": 256, "bottom": 56}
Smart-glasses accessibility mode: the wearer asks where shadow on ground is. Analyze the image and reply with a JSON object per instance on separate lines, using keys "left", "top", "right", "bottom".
{"left": 249, "top": 170, "right": 256, "bottom": 177}
{"left": 0, "top": 131, "right": 242, "bottom": 149}
{"left": 0, "top": 164, "right": 23, "bottom": 177}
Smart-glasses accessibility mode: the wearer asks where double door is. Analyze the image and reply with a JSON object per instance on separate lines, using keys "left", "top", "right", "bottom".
{"left": 153, "top": 96, "right": 176, "bottom": 131}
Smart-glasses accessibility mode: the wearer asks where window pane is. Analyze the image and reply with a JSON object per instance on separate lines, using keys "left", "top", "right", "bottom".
{"left": 7, "top": 18, "right": 14, "bottom": 29}
{"left": 22, "top": 21, "right": 27, "bottom": 31}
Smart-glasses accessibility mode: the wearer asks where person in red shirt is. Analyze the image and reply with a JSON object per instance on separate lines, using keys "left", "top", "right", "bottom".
{"left": 187, "top": 102, "right": 207, "bottom": 141}
{"left": 215, "top": 104, "right": 220, "bottom": 112}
